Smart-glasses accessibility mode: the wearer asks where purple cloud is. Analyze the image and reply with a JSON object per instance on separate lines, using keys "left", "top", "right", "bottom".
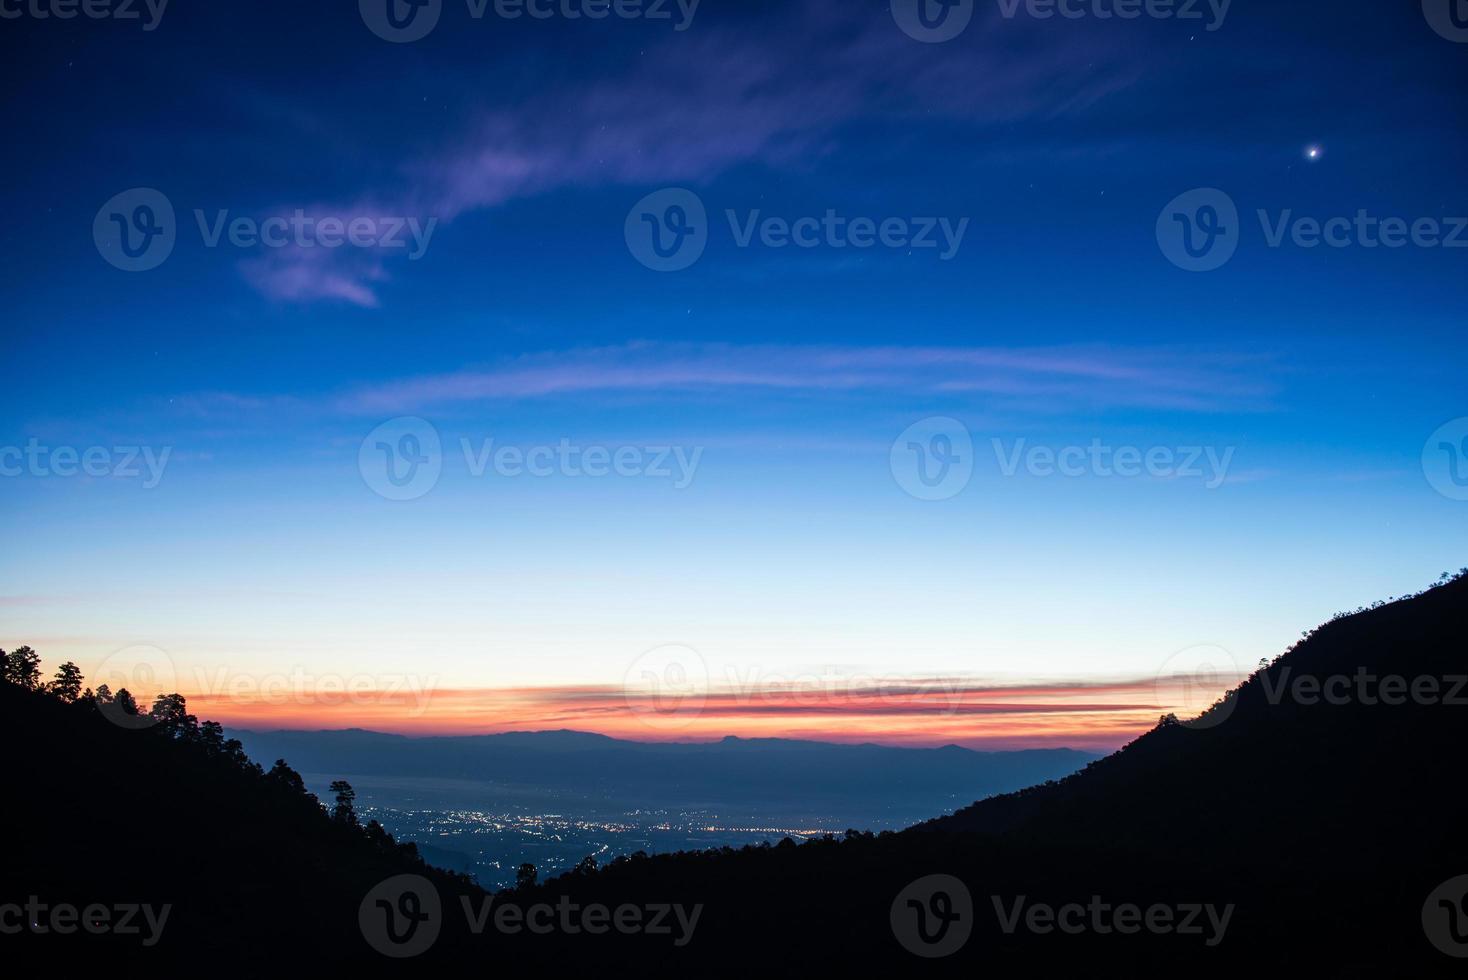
{"left": 243, "top": 0, "right": 1138, "bottom": 305}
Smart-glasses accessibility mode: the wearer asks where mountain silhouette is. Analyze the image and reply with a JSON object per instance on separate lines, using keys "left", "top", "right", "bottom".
{"left": 476, "top": 571, "right": 1468, "bottom": 973}
{"left": 227, "top": 726, "right": 1096, "bottom": 826}
{"left": 4, "top": 571, "right": 1466, "bottom": 972}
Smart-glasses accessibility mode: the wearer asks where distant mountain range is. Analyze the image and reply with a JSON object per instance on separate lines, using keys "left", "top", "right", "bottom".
{"left": 226, "top": 727, "right": 1097, "bottom": 826}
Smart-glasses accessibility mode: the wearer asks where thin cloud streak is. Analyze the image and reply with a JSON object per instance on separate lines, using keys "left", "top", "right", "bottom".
{"left": 337, "top": 342, "right": 1275, "bottom": 415}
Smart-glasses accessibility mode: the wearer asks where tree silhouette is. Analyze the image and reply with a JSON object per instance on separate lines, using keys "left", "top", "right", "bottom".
{"left": 51, "top": 662, "right": 83, "bottom": 703}
{"left": 267, "top": 759, "right": 309, "bottom": 796}
{"left": 199, "top": 720, "right": 225, "bottom": 754}
{"left": 516, "top": 862, "right": 538, "bottom": 889}
{"left": 3, "top": 646, "right": 41, "bottom": 689}
{"left": 329, "top": 780, "right": 357, "bottom": 824}
{"left": 112, "top": 688, "right": 140, "bottom": 717}
{"left": 150, "top": 692, "right": 196, "bottom": 736}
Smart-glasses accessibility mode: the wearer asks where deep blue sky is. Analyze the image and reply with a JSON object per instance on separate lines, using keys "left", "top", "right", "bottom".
{"left": 1, "top": 0, "right": 1465, "bottom": 745}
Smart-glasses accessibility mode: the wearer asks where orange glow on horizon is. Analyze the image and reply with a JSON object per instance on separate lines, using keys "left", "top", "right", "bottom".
{"left": 174, "top": 672, "right": 1244, "bottom": 754}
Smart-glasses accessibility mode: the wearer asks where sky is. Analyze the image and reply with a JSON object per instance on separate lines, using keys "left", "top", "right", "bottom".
{"left": 1, "top": 0, "right": 1466, "bottom": 751}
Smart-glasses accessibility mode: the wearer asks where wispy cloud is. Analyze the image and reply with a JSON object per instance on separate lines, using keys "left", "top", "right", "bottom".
{"left": 336, "top": 341, "right": 1275, "bottom": 414}
{"left": 240, "top": 247, "right": 387, "bottom": 309}
{"left": 242, "top": 0, "right": 1138, "bottom": 306}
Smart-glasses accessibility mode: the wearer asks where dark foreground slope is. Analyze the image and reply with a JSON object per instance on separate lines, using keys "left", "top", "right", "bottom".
{"left": 494, "top": 573, "right": 1468, "bottom": 975}
{"left": 0, "top": 682, "right": 483, "bottom": 963}
{"left": 5, "top": 574, "right": 1467, "bottom": 974}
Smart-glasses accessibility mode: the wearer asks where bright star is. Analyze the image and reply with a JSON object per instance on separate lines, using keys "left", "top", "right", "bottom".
{"left": 1306, "top": 146, "right": 1322, "bottom": 160}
